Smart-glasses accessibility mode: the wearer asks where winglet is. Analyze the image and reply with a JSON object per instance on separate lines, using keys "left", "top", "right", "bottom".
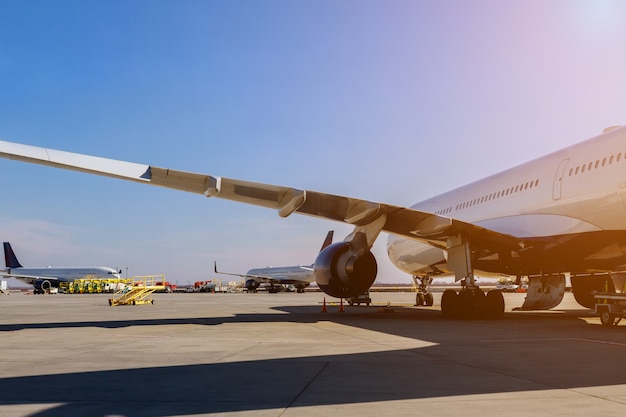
{"left": 4, "top": 242, "right": 23, "bottom": 268}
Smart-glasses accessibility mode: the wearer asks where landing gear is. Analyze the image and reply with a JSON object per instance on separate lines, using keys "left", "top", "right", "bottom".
{"left": 413, "top": 276, "right": 434, "bottom": 306}
{"left": 440, "top": 286, "right": 504, "bottom": 319}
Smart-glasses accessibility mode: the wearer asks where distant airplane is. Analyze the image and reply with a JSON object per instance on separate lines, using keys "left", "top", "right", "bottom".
{"left": 214, "top": 230, "right": 334, "bottom": 293}
{"left": 4, "top": 127, "right": 626, "bottom": 317}
{"left": 2, "top": 242, "right": 121, "bottom": 293}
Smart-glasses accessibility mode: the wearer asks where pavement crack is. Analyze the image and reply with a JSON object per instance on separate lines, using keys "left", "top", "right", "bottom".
{"left": 278, "top": 361, "right": 330, "bottom": 417}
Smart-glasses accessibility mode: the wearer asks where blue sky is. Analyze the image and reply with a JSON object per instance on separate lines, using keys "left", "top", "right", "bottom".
{"left": 1, "top": 0, "right": 626, "bottom": 287}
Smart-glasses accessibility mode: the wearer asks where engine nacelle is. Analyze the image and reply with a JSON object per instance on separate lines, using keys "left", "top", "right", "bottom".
{"left": 571, "top": 274, "right": 615, "bottom": 309}
{"left": 314, "top": 242, "right": 377, "bottom": 298}
{"left": 245, "top": 279, "right": 260, "bottom": 292}
{"left": 34, "top": 279, "right": 52, "bottom": 291}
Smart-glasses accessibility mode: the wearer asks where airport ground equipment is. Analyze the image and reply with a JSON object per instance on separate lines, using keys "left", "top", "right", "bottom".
{"left": 155, "top": 280, "right": 177, "bottom": 292}
{"left": 108, "top": 275, "right": 166, "bottom": 306}
{"left": 594, "top": 292, "right": 626, "bottom": 326}
{"left": 593, "top": 278, "right": 626, "bottom": 326}
{"left": 0, "top": 280, "right": 7, "bottom": 295}
{"left": 347, "top": 291, "right": 371, "bottom": 306}
{"left": 62, "top": 277, "right": 133, "bottom": 294}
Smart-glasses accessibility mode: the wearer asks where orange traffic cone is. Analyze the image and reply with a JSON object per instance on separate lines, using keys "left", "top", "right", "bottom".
{"left": 321, "top": 297, "right": 327, "bottom": 313}
{"left": 339, "top": 298, "right": 345, "bottom": 313}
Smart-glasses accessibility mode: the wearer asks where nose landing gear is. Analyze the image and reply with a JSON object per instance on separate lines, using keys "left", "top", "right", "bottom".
{"left": 413, "top": 275, "right": 434, "bottom": 306}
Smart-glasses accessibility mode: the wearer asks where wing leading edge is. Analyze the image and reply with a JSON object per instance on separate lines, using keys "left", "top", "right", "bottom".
{"left": 0, "top": 140, "right": 523, "bottom": 255}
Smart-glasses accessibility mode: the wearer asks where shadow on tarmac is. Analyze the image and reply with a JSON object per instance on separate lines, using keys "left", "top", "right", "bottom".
{"left": 1, "top": 306, "right": 625, "bottom": 416}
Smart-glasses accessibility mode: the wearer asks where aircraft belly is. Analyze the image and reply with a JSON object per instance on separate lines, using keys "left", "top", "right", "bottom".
{"left": 474, "top": 213, "right": 601, "bottom": 238}
{"left": 387, "top": 236, "right": 448, "bottom": 276}
{"left": 388, "top": 228, "right": 626, "bottom": 279}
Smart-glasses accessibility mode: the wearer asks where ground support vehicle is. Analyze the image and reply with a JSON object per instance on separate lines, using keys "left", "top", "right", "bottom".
{"left": 108, "top": 275, "right": 165, "bottom": 306}
{"left": 347, "top": 291, "right": 371, "bottom": 306}
{"left": 594, "top": 292, "right": 626, "bottom": 326}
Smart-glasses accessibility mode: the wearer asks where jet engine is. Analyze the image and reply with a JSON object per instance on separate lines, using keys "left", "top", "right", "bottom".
{"left": 34, "top": 279, "right": 51, "bottom": 294}
{"left": 245, "top": 279, "right": 260, "bottom": 293}
{"left": 314, "top": 242, "right": 377, "bottom": 298}
{"left": 571, "top": 274, "right": 615, "bottom": 309}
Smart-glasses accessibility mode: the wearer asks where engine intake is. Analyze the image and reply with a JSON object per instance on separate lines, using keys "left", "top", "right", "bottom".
{"left": 34, "top": 279, "right": 51, "bottom": 291}
{"left": 245, "top": 279, "right": 260, "bottom": 292}
{"left": 314, "top": 242, "right": 377, "bottom": 298}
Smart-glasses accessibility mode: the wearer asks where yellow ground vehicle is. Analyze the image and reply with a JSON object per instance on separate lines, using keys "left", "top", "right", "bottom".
{"left": 108, "top": 275, "right": 166, "bottom": 306}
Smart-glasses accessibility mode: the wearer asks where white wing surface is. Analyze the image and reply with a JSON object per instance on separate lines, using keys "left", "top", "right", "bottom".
{"left": 0, "top": 140, "right": 522, "bottom": 253}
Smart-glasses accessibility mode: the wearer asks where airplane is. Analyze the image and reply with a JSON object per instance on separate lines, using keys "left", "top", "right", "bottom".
{"left": 2, "top": 242, "right": 122, "bottom": 293}
{"left": 2, "top": 126, "right": 626, "bottom": 317}
{"left": 214, "top": 230, "right": 334, "bottom": 293}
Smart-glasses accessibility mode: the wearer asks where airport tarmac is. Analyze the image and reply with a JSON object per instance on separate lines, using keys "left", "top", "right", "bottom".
{"left": 1, "top": 291, "right": 625, "bottom": 417}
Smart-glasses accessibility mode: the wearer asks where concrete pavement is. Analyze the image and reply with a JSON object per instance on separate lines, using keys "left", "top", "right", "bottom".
{"left": 1, "top": 291, "right": 625, "bottom": 416}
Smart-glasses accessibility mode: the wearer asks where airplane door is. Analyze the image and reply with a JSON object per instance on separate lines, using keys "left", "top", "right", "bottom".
{"left": 552, "top": 158, "right": 569, "bottom": 200}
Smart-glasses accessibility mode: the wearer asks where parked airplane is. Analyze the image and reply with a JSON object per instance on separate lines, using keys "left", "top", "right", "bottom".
{"left": 2, "top": 126, "right": 626, "bottom": 317}
{"left": 2, "top": 242, "right": 121, "bottom": 293}
{"left": 214, "top": 230, "right": 334, "bottom": 293}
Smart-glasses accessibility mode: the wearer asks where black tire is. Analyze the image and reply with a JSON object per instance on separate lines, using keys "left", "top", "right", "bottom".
{"left": 483, "top": 290, "right": 505, "bottom": 319}
{"left": 600, "top": 309, "right": 616, "bottom": 326}
{"left": 458, "top": 289, "right": 485, "bottom": 318}
{"left": 424, "top": 292, "right": 434, "bottom": 306}
{"left": 441, "top": 289, "right": 458, "bottom": 318}
{"left": 416, "top": 292, "right": 425, "bottom": 306}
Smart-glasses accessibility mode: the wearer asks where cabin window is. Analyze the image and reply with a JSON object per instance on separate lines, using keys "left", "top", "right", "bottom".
{"left": 610, "top": 155, "right": 615, "bottom": 164}
{"left": 595, "top": 160, "right": 600, "bottom": 169}
{"left": 618, "top": 153, "right": 622, "bottom": 162}
{"left": 575, "top": 166, "right": 580, "bottom": 175}
{"left": 603, "top": 158, "right": 607, "bottom": 167}
{"left": 582, "top": 164, "right": 586, "bottom": 173}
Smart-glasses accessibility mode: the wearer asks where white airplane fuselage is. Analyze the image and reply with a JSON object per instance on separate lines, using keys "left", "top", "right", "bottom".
{"left": 10, "top": 267, "right": 121, "bottom": 283}
{"left": 387, "top": 127, "right": 626, "bottom": 278}
{"left": 246, "top": 266, "right": 314, "bottom": 283}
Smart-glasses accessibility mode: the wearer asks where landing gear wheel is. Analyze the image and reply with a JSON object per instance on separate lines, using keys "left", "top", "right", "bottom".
{"left": 416, "top": 292, "right": 425, "bottom": 306}
{"left": 483, "top": 290, "right": 505, "bottom": 319}
{"left": 458, "top": 289, "right": 485, "bottom": 318}
{"left": 441, "top": 289, "right": 459, "bottom": 318}
{"left": 600, "top": 309, "right": 616, "bottom": 326}
{"left": 424, "top": 292, "right": 434, "bottom": 306}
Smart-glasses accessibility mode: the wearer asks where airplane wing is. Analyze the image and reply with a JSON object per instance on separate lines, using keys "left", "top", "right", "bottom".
{"left": 0, "top": 272, "right": 60, "bottom": 285}
{"left": 0, "top": 141, "right": 525, "bottom": 254}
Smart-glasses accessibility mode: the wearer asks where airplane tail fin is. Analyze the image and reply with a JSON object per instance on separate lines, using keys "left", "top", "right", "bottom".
{"left": 4, "top": 242, "right": 23, "bottom": 268}
{"left": 319, "top": 230, "right": 334, "bottom": 252}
